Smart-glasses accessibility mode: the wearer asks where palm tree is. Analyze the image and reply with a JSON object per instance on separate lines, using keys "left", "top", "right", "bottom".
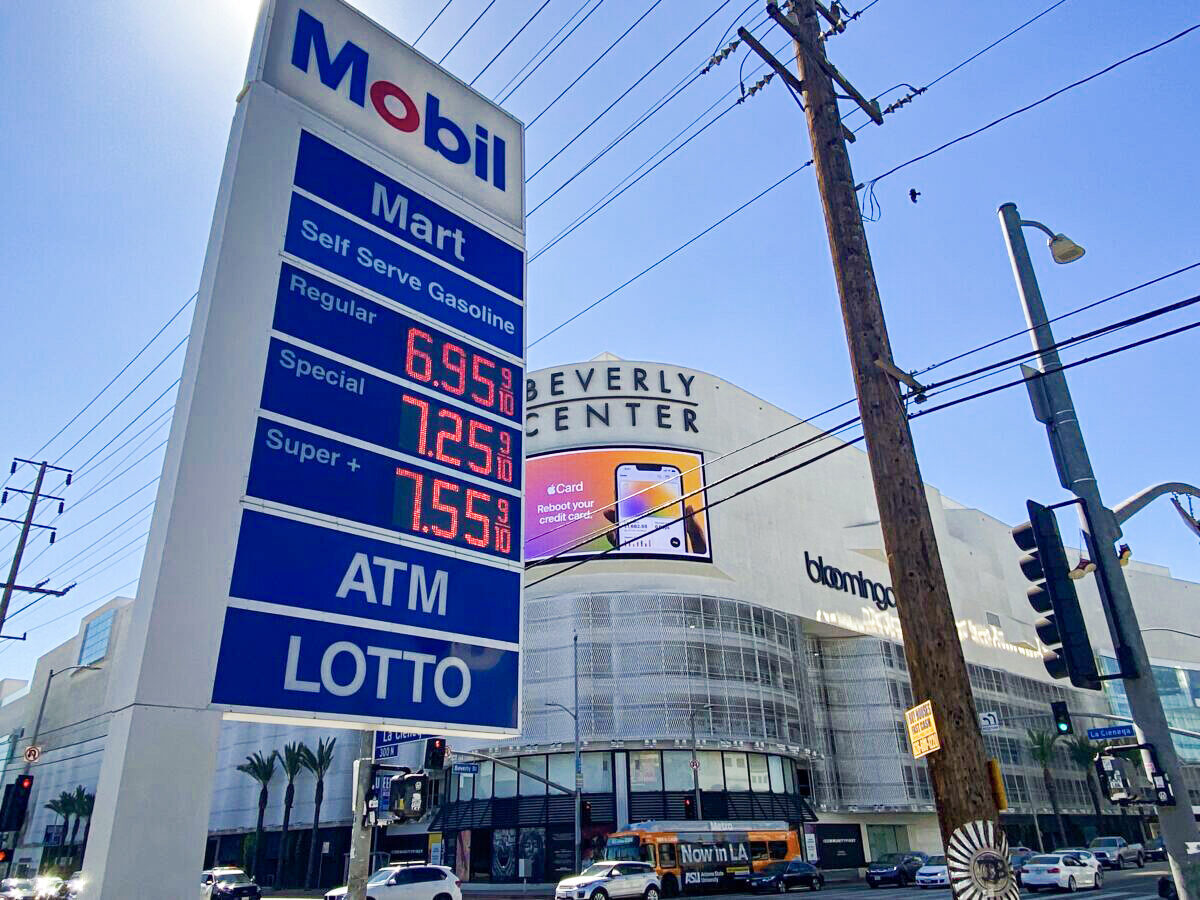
{"left": 69, "top": 786, "right": 88, "bottom": 855}
{"left": 1028, "top": 728, "right": 1068, "bottom": 847}
{"left": 57, "top": 790, "right": 77, "bottom": 861}
{"left": 275, "top": 742, "right": 306, "bottom": 888}
{"left": 78, "top": 791, "right": 95, "bottom": 857}
{"left": 44, "top": 796, "right": 68, "bottom": 867}
{"left": 236, "top": 750, "right": 279, "bottom": 880}
{"left": 1066, "top": 735, "right": 1104, "bottom": 826}
{"left": 300, "top": 737, "right": 337, "bottom": 889}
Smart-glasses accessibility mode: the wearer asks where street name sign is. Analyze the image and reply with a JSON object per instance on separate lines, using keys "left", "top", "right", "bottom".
{"left": 906, "top": 700, "right": 942, "bottom": 759}
{"left": 1087, "top": 724, "right": 1136, "bottom": 740}
{"left": 375, "top": 730, "right": 429, "bottom": 760}
{"left": 84, "top": 0, "right": 524, "bottom": 894}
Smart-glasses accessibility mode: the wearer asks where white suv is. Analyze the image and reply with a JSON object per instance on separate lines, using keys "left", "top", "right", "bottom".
{"left": 325, "top": 864, "right": 462, "bottom": 900}
{"left": 557, "top": 861, "right": 661, "bottom": 900}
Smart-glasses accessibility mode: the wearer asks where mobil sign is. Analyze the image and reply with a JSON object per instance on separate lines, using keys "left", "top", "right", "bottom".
{"left": 257, "top": 0, "right": 524, "bottom": 228}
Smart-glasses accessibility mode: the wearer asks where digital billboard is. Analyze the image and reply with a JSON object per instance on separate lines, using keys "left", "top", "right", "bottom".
{"left": 526, "top": 447, "right": 711, "bottom": 563}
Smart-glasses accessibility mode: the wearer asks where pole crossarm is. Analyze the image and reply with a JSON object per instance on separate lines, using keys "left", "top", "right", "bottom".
{"left": 1113, "top": 481, "right": 1200, "bottom": 525}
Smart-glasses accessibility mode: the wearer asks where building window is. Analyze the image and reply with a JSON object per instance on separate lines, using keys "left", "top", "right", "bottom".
{"left": 724, "top": 752, "right": 750, "bottom": 791}
{"left": 78, "top": 610, "right": 115, "bottom": 665}
{"left": 866, "top": 825, "right": 910, "bottom": 858}
{"left": 697, "top": 751, "right": 724, "bottom": 791}
{"left": 548, "top": 753, "right": 573, "bottom": 795}
{"left": 520, "top": 755, "right": 547, "bottom": 796}
{"left": 663, "top": 751, "right": 694, "bottom": 791}
{"left": 748, "top": 754, "right": 770, "bottom": 792}
{"left": 456, "top": 772, "right": 474, "bottom": 801}
{"left": 630, "top": 751, "right": 663, "bottom": 792}
{"left": 581, "top": 752, "right": 612, "bottom": 793}
{"left": 768, "top": 755, "right": 786, "bottom": 793}
{"left": 476, "top": 761, "right": 493, "bottom": 800}
{"left": 495, "top": 759, "right": 518, "bottom": 798}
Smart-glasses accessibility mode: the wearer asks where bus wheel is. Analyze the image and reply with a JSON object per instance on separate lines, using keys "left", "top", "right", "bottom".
{"left": 662, "top": 876, "right": 679, "bottom": 898}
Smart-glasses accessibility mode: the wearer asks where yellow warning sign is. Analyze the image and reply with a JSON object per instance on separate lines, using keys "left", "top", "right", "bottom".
{"left": 906, "top": 700, "right": 941, "bottom": 759}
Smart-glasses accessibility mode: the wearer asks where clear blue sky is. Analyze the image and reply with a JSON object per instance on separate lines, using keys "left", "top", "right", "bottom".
{"left": 0, "top": 0, "right": 1197, "bottom": 680}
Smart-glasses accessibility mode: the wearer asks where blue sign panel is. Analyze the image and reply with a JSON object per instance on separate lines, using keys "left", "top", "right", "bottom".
{"left": 452, "top": 762, "right": 480, "bottom": 774}
{"left": 211, "top": 606, "right": 518, "bottom": 728}
{"left": 272, "top": 263, "right": 521, "bottom": 421}
{"left": 246, "top": 418, "right": 521, "bottom": 561}
{"left": 1087, "top": 724, "right": 1136, "bottom": 740}
{"left": 260, "top": 338, "right": 521, "bottom": 490}
{"left": 230, "top": 510, "right": 520, "bottom": 643}
{"left": 284, "top": 193, "right": 522, "bottom": 357}
{"left": 294, "top": 131, "right": 523, "bottom": 299}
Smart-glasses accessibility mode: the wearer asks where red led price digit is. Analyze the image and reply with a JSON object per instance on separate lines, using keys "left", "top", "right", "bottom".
{"left": 394, "top": 467, "right": 424, "bottom": 531}
{"left": 494, "top": 523, "right": 512, "bottom": 555}
{"left": 464, "top": 489, "right": 490, "bottom": 548}
{"left": 496, "top": 497, "right": 510, "bottom": 526}
{"left": 498, "top": 366, "right": 515, "bottom": 416}
{"left": 467, "top": 420, "right": 494, "bottom": 477}
{"left": 402, "top": 394, "right": 431, "bottom": 456}
{"left": 435, "top": 409, "right": 463, "bottom": 467}
{"left": 405, "top": 328, "right": 434, "bottom": 383}
{"left": 442, "top": 343, "right": 467, "bottom": 395}
{"left": 430, "top": 479, "right": 459, "bottom": 539}
{"left": 470, "top": 355, "right": 496, "bottom": 408}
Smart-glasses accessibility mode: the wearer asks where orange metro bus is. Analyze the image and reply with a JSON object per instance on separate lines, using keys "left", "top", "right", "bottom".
{"left": 604, "top": 820, "right": 804, "bottom": 895}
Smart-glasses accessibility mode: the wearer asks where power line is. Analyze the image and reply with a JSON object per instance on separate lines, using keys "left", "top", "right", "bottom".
{"left": 415, "top": 0, "right": 457, "bottom": 48}
{"left": 867, "top": 20, "right": 1200, "bottom": 187}
{"left": 470, "top": 0, "right": 555, "bottom": 86}
{"left": 526, "top": 0, "right": 669, "bottom": 129}
{"left": 498, "top": 0, "right": 604, "bottom": 104}
{"left": 439, "top": 0, "right": 500, "bottom": 65}
{"left": 526, "top": 0, "right": 738, "bottom": 182}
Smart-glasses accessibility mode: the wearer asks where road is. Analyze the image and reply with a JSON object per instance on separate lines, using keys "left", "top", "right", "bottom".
{"left": 275, "top": 862, "right": 1171, "bottom": 900}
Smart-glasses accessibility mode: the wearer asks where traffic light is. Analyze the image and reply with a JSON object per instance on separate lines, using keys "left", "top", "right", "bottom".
{"left": 423, "top": 737, "right": 446, "bottom": 770}
{"left": 388, "top": 772, "right": 429, "bottom": 820}
{"left": 0, "top": 775, "right": 34, "bottom": 832}
{"left": 0, "top": 848, "right": 8, "bottom": 864}
{"left": 682, "top": 796, "right": 696, "bottom": 820}
{"left": 1051, "top": 700, "right": 1073, "bottom": 735}
{"left": 1012, "top": 501, "right": 1101, "bottom": 690}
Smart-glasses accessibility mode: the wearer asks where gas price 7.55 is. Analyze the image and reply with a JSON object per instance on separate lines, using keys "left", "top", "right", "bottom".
{"left": 393, "top": 467, "right": 518, "bottom": 561}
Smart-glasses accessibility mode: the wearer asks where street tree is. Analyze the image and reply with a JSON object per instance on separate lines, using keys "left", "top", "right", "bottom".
{"left": 44, "top": 796, "right": 67, "bottom": 868}
{"left": 1066, "top": 735, "right": 1104, "bottom": 826}
{"left": 300, "top": 737, "right": 337, "bottom": 889}
{"left": 275, "top": 741, "right": 306, "bottom": 888}
{"left": 1028, "top": 728, "right": 1068, "bottom": 846}
{"left": 237, "top": 750, "right": 279, "bottom": 880}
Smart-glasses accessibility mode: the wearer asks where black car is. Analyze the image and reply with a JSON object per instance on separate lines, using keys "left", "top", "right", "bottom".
{"left": 201, "top": 868, "right": 261, "bottom": 900}
{"left": 1146, "top": 838, "right": 1167, "bottom": 862}
{"left": 748, "top": 860, "right": 825, "bottom": 893}
{"left": 866, "top": 853, "right": 928, "bottom": 888}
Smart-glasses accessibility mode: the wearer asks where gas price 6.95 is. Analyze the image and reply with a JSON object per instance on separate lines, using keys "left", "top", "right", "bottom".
{"left": 404, "top": 327, "right": 519, "bottom": 422}
{"left": 393, "top": 467, "right": 518, "bottom": 560}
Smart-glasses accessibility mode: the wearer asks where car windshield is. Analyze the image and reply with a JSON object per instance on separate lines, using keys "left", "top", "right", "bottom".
{"left": 1010, "top": 855, "right": 1028, "bottom": 865}
{"left": 369, "top": 868, "right": 400, "bottom": 885}
{"left": 216, "top": 872, "right": 247, "bottom": 883}
{"left": 1029, "top": 856, "right": 1061, "bottom": 865}
{"left": 1090, "top": 839, "right": 1120, "bottom": 847}
{"left": 925, "top": 857, "right": 946, "bottom": 866}
{"left": 760, "top": 862, "right": 788, "bottom": 875}
{"left": 874, "top": 854, "right": 904, "bottom": 865}
{"left": 581, "top": 864, "right": 617, "bottom": 877}
{"left": 4, "top": 880, "right": 34, "bottom": 889}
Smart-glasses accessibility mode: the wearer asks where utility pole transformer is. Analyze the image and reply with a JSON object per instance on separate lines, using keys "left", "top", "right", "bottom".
{"left": 778, "top": 0, "right": 999, "bottom": 855}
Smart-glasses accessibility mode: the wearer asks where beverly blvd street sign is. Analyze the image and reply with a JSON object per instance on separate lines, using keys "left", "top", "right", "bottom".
{"left": 83, "top": 0, "right": 524, "bottom": 894}
{"left": 1088, "top": 724, "right": 1136, "bottom": 740}
{"left": 979, "top": 711, "right": 1001, "bottom": 733}
{"left": 906, "top": 700, "right": 942, "bottom": 759}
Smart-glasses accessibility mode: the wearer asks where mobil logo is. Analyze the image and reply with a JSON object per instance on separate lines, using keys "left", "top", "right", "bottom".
{"left": 289, "top": 8, "right": 507, "bottom": 193}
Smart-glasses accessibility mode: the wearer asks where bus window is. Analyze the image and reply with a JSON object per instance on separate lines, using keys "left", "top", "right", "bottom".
{"left": 643, "top": 844, "right": 657, "bottom": 865}
{"left": 752, "top": 842, "right": 769, "bottom": 861}
{"left": 660, "top": 843, "right": 677, "bottom": 868}
{"left": 769, "top": 841, "right": 788, "bottom": 860}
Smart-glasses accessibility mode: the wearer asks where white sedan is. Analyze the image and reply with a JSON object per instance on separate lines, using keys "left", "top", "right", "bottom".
{"left": 324, "top": 864, "right": 462, "bottom": 900}
{"left": 1053, "top": 850, "right": 1103, "bottom": 874}
{"left": 1021, "top": 854, "right": 1102, "bottom": 892}
{"left": 916, "top": 856, "right": 949, "bottom": 889}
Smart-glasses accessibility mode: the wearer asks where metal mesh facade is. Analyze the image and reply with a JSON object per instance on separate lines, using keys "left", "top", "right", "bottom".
{"left": 519, "top": 591, "right": 817, "bottom": 752}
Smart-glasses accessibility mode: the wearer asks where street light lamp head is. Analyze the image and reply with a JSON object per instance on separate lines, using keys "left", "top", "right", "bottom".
{"left": 1048, "top": 233, "right": 1085, "bottom": 264}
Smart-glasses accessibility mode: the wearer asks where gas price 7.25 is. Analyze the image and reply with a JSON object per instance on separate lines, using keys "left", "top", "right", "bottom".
{"left": 398, "top": 391, "right": 518, "bottom": 487}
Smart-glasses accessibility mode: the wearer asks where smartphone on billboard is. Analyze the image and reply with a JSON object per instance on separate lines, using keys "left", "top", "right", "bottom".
{"left": 614, "top": 463, "right": 687, "bottom": 554}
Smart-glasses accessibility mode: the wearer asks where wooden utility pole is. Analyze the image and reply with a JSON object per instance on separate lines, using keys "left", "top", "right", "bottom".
{"left": 781, "top": 0, "right": 999, "bottom": 849}
{"left": 0, "top": 459, "right": 74, "bottom": 638}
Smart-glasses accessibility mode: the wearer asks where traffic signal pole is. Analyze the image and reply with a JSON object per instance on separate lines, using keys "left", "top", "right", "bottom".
{"left": 779, "top": 0, "right": 998, "bottom": 860}
{"left": 346, "top": 729, "right": 376, "bottom": 900}
{"left": 1001, "top": 202, "right": 1200, "bottom": 897}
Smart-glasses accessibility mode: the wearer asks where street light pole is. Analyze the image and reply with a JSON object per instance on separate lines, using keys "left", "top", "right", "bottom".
{"left": 1000, "top": 202, "right": 1200, "bottom": 899}
{"left": 689, "top": 704, "right": 713, "bottom": 820}
{"left": 546, "top": 632, "right": 581, "bottom": 874}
